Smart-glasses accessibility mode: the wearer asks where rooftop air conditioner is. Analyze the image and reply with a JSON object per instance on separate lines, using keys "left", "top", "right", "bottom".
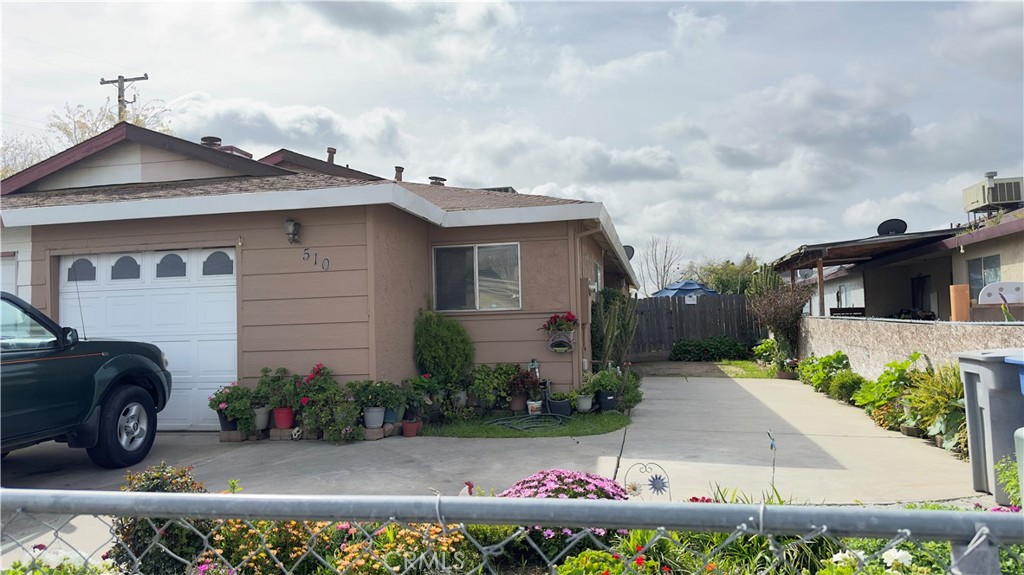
{"left": 963, "top": 176, "right": 1023, "bottom": 214}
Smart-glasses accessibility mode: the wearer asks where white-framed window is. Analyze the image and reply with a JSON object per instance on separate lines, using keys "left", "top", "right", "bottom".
{"left": 593, "top": 262, "right": 603, "bottom": 293}
{"left": 835, "top": 284, "right": 849, "bottom": 308}
{"left": 202, "top": 250, "right": 235, "bottom": 276}
{"left": 66, "top": 256, "right": 98, "bottom": 283}
{"left": 968, "top": 255, "right": 1001, "bottom": 300}
{"left": 434, "top": 243, "right": 521, "bottom": 311}
{"left": 110, "top": 254, "right": 143, "bottom": 281}
{"left": 155, "top": 251, "right": 189, "bottom": 280}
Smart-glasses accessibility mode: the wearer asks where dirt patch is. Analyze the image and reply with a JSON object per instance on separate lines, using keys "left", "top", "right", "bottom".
{"left": 630, "top": 361, "right": 747, "bottom": 378}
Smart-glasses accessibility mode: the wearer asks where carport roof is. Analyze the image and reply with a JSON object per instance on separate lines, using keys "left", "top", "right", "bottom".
{"left": 771, "top": 228, "right": 963, "bottom": 272}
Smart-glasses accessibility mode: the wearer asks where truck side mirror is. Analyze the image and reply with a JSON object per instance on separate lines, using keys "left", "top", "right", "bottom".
{"left": 61, "top": 327, "right": 79, "bottom": 347}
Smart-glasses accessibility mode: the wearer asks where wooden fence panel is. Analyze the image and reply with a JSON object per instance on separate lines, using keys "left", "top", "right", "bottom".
{"left": 630, "top": 295, "right": 763, "bottom": 358}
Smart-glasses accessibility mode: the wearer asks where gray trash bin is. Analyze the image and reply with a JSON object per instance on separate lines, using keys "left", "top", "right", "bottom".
{"left": 1006, "top": 355, "right": 1024, "bottom": 506}
{"left": 958, "top": 348, "right": 1024, "bottom": 506}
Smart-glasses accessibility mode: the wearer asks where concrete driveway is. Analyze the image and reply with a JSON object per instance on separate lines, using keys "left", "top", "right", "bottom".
{"left": 1, "top": 375, "right": 989, "bottom": 506}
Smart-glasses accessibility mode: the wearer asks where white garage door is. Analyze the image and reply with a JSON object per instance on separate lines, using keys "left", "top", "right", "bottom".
{"left": 58, "top": 249, "right": 237, "bottom": 430}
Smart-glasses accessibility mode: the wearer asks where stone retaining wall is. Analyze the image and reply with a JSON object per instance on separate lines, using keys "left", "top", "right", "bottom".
{"left": 800, "top": 317, "right": 1023, "bottom": 379}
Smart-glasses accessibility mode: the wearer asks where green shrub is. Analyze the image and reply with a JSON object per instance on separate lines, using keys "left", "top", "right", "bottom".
{"left": 853, "top": 353, "right": 921, "bottom": 415}
{"left": 906, "top": 363, "right": 963, "bottom": 431}
{"left": 669, "top": 335, "right": 749, "bottom": 362}
{"left": 797, "top": 351, "right": 850, "bottom": 393}
{"left": 413, "top": 309, "right": 474, "bottom": 391}
{"left": 995, "top": 455, "right": 1022, "bottom": 507}
{"left": 828, "top": 370, "right": 866, "bottom": 403}
{"left": 752, "top": 338, "right": 779, "bottom": 364}
{"left": 109, "top": 463, "right": 212, "bottom": 575}
{"left": 619, "top": 371, "right": 644, "bottom": 410}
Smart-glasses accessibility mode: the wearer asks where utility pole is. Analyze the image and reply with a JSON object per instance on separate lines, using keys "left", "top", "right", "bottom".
{"left": 99, "top": 73, "right": 149, "bottom": 123}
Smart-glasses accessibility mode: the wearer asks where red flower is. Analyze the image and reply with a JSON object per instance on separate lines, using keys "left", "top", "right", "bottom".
{"left": 300, "top": 396, "right": 310, "bottom": 406}
{"left": 663, "top": 567, "right": 672, "bottom": 573}
{"left": 602, "top": 571, "right": 609, "bottom": 575}
{"left": 422, "top": 374, "right": 431, "bottom": 378}
{"left": 612, "top": 554, "right": 620, "bottom": 560}
{"left": 636, "top": 556, "right": 646, "bottom": 566}
{"left": 636, "top": 545, "right": 643, "bottom": 552}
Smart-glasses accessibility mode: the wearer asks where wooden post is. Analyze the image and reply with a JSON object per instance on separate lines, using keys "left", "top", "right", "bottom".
{"left": 950, "top": 284, "right": 970, "bottom": 321}
{"left": 817, "top": 257, "right": 825, "bottom": 316}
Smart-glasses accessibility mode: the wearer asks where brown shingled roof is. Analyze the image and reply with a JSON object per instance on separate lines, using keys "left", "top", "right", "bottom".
{"left": 395, "top": 181, "right": 587, "bottom": 211}
{"left": 0, "top": 173, "right": 371, "bottom": 210}
{"left": 0, "top": 173, "right": 591, "bottom": 213}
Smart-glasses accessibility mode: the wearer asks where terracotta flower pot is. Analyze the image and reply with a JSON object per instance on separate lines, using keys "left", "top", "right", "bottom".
{"left": 509, "top": 392, "right": 527, "bottom": 412}
{"left": 402, "top": 420, "right": 419, "bottom": 437}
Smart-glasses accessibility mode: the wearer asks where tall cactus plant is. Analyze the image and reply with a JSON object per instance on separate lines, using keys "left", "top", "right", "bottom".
{"left": 746, "top": 263, "right": 784, "bottom": 298}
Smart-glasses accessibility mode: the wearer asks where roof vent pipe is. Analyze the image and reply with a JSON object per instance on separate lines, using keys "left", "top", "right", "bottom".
{"left": 200, "top": 136, "right": 222, "bottom": 148}
{"left": 394, "top": 166, "right": 404, "bottom": 181}
{"left": 429, "top": 176, "right": 446, "bottom": 186}
{"left": 326, "top": 147, "right": 337, "bottom": 164}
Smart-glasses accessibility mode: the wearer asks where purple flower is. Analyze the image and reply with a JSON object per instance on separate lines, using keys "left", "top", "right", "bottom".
{"left": 543, "top": 529, "right": 555, "bottom": 539}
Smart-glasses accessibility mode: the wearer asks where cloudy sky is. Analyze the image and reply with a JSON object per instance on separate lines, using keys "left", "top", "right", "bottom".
{"left": 3, "top": 1, "right": 1022, "bottom": 277}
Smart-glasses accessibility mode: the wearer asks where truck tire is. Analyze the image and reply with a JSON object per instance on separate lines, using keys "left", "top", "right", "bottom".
{"left": 87, "top": 386, "right": 157, "bottom": 468}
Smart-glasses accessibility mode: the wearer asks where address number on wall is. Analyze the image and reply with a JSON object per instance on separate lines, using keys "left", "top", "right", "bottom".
{"left": 302, "top": 248, "right": 330, "bottom": 271}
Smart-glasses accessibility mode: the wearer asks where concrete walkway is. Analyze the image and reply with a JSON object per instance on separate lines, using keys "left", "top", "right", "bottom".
{"left": 0, "top": 374, "right": 995, "bottom": 567}
{"left": 602, "top": 376, "right": 979, "bottom": 504}
{"left": 2, "top": 375, "right": 986, "bottom": 504}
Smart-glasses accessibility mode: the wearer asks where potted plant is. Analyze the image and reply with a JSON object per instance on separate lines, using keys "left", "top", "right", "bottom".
{"left": 348, "top": 380, "right": 405, "bottom": 429}
{"left": 774, "top": 354, "right": 799, "bottom": 380}
{"left": 546, "top": 391, "right": 572, "bottom": 416}
{"left": 263, "top": 367, "right": 298, "bottom": 429}
{"left": 591, "top": 370, "right": 623, "bottom": 412}
{"left": 573, "top": 378, "right": 595, "bottom": 413}
{"left": 507, "top": 365, "right": 536, "bottom": 412}
{"left": 208, "top": 382, "right": 256, "bottom": 435}
{"left": 540, "top": 311, "right": 579, "bottom": 353}
{"left": 294, "top": 363, "right": 343, "bottom": 439}
{"left": 252, "top": 368, "right": 276, "bottom": 431}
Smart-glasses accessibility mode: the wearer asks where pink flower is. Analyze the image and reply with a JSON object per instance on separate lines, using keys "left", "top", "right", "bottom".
{"left": 218, "top": 402, "right": 228, "bottom": 410}
{"left": 300, "top": 396, "right": 310, "bottom": 406}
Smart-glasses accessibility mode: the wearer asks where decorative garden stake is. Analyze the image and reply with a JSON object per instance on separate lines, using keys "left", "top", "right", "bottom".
{"left": 767, "top": 429, "right": 777, "bottom": 489}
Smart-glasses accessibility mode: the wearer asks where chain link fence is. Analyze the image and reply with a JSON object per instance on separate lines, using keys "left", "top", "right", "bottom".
{"left": 2, "top": 488, "right": 1022, "bottom": 575}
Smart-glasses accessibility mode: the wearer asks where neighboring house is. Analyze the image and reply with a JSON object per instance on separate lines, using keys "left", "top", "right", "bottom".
{"left": 0, "top": 123, "right": 636, "bottom": 431}
{"left": 795, "top": 265, "right": 865, "bottom": 317}
{"left": 773, "top": 175, "right": 1023, "bottom": 321}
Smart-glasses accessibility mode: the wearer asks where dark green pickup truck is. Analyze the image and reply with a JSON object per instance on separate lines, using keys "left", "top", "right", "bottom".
{"left": 1, "top": 291, "right": 172, "bottom": 468}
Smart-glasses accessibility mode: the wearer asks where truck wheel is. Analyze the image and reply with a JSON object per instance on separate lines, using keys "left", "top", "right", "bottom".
{"left": 87, "top": 386, "right": 157, "bottom": 468}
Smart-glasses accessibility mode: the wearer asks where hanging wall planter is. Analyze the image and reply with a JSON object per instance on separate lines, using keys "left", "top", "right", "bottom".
{"left": 546, "top": 330, "right": 575, "bottom": 353}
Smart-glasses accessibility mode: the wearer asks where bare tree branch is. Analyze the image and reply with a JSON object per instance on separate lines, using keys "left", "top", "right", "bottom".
{"left": 635, "top": 236, "right": 686, "bottom": 297}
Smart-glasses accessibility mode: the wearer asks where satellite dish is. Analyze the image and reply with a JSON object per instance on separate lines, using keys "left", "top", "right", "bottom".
{"left": 623, "top": 245, "right": 635, "bottom": 260}
{"left": 877, "top": 218, "right": 907, "bottom": 236}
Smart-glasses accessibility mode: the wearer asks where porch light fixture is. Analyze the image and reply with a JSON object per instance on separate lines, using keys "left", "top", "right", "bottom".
{"left": 283, "top": 218, "right": 301, "bottom": 243}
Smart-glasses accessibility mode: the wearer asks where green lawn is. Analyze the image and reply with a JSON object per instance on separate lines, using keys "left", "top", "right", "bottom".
{"left": 715, "top": 360, "right": 775, "bottom": 379}
{"left": 421, "top": 412, "right": 630, "bottom": 438}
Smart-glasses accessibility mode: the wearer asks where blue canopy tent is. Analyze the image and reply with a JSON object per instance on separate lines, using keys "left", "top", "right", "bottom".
{"left": 652, "top": 280, "right": 718, "bottom": 298}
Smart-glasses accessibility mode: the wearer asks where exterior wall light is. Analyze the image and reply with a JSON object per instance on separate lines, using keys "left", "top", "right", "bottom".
{"left": 283, "top": 218, "right": 301, "bottom": 243}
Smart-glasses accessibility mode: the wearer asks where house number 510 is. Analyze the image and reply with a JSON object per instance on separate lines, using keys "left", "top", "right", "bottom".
{"left": 302, "top": 248, "right": 330, "bottom": 271}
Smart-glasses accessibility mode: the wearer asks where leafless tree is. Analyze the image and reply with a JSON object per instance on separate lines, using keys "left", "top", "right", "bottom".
{"left": 635, "top": 236, "right": 686, "bottom": 297}
{"left": 2, "top": 89, "right": 171, "bottom": 178}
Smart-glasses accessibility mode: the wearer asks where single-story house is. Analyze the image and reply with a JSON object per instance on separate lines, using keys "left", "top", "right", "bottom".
{"left": 0, "top": 123, "right": 637, "bottom": 430}
{"left": 773, "top": 175, "right": 1023, "bottom": 321}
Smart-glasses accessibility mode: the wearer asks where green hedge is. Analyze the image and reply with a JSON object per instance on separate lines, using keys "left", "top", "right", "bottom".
{"left": 669, "top": 335, "right": 750, "bottom": 362}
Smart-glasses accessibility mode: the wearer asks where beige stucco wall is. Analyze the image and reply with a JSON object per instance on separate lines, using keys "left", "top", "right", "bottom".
{"left": 800, "top": 316, "right": 1023, "bottom": 379}
{"left": 369, "top": 205, "right": 429, "bottom": 384}
{"left": 29, "top": 207, "right": 372, "bottom": 385}
{"left": 951, "top": 232, "right": 1024, "bottom": 286}
{"left": 430, "top": 221, "right": 584, "bottom": 391}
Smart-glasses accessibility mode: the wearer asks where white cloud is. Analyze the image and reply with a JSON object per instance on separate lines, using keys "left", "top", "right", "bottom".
{"left": 668, "top": 7, "right": 727, "bottom": 49}
{"left": 932, "top": 2, "right": 1024, "bottom": 81}
{"left": 549, "top": 47, "right": 670, "bottom": 98}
